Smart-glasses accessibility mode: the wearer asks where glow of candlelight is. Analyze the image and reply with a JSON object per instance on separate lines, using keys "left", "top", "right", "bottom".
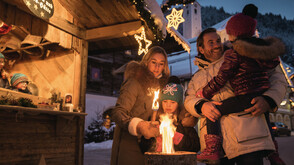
{"left": 159, "top": 113, "right": 176, "bottom": 154}
{"left": 152, "top": 89, "right": 160, "bottom": 111}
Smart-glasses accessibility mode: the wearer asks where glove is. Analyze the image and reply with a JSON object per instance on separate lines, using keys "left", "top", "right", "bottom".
{"left": 156, "top": 136, "right": 162, "bottom": 152}
{"left": 155, "top": 131, "right": 184, "bottom": 152}
{"left": 196, "top": 89, "right": 204, "bottom": 98}
{"left": 137, "top": 121, "right": 160, "bottom": 139}
{"left": 173, "top": 131, "right": 184, "bottom": 145}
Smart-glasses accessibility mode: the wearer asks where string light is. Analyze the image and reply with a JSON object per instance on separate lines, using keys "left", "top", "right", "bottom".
{"left": 134, "top": 28, "right": 152, "bottom": 56}
{"left": 166, "top": 8, "right": 185, "bottom": 30}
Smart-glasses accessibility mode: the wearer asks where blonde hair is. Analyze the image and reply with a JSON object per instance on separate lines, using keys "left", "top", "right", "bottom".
{"left": 140, "top": 46, "right": 170, "bottom": 77}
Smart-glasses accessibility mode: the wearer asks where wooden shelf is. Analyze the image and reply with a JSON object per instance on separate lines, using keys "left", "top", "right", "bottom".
{"left": 0, "top": 105, "right": 87, "bottom": 117}
{"left": 2, "top": 42, "right": 54, "bottom": 54}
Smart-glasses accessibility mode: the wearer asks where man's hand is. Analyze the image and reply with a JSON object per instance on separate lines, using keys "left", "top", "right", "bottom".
{"left": 244, "top": 96, "right": 271, "bottom": 116}
{"left": 137, "top": 121, "right": 160, "bottom": 139}
{"left": 201, "top": 101, "right": 222, "bottom": 122}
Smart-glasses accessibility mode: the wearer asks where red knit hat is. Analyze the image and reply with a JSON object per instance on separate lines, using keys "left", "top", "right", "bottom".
{"left": 226, "top": 13, "right": 257, "bottom": 37}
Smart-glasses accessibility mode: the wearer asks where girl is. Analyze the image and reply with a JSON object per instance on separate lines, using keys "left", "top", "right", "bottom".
{"left": 140, "top": 81, "right": 200, "bottom": 153}
{"left": 111, "top": 46, "right": 169, "bottom": 165}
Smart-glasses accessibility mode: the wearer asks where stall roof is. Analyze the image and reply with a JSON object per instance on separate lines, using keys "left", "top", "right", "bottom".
{"left": 3, "top": 0, "right": 189, "bottom": 54}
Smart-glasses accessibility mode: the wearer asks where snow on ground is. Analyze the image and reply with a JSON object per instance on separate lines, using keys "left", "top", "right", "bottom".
{"left": 85, "top": 94, "right": 117, "bottom": 129}
{"left": 84, "top": 140, "right": 113, "bottom": 150}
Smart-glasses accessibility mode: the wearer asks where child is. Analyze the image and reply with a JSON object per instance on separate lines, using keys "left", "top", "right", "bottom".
{"left": 0, "top": 53, "right": 9, "bottom": 89}
{"left": 196, "top": 4, "right": 286, "bottom": 164}
{"left": 10, "top": 73, "right": 32, "bottom": 94}
{"left": 140, "top": 80, "right": 200, "bottom": 153}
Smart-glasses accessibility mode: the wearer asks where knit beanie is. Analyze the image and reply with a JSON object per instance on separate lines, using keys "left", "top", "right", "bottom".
{"left": 226, "top": 13, "right": 257, "bottom": 37}
{"left": 10, "top": 73, "right": 28, "bottom": 87}
{"left": 242, "top": 4, "right": 258, "bottom": 18}
{"left": 159, "top": 83, "right": 183, "bottom": 104}
{"left": 0, "top": 52, "right": 4, "bottom": 59}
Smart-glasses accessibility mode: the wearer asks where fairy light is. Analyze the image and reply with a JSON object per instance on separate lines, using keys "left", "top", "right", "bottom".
{"left": 134, "top": 28, "right": 152, "bottom": 55}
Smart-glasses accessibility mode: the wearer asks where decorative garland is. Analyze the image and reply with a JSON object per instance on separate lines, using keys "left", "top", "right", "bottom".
{"left": 0, "top": 96, "right": 37, "bottom": 108}
{"left": 130, "top": 0, "right": 165, "bottom": 44}
{"left": 161, "top": 0, "right": 196, "bottom": 13}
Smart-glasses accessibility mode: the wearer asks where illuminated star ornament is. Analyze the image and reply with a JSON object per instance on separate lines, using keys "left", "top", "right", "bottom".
{"left": 166, "top": 8, "right": 185, "bottom": 30}
{"left": 25, "top": 0, "right": 31, "bottom": 7}
{"left": 134, "top": 28, "right": 152, "bottom": 55}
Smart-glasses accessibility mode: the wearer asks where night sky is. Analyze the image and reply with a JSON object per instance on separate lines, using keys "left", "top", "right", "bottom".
{"left": 157, "top": 0, "right": 294, "bottom": 20}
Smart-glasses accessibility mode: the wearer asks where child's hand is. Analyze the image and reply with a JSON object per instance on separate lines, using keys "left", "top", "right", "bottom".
{"left": 181, "top": 114, "right": 197, "bottom": 127}
{"left": 1, "top": 70, "right": 9, "bottom": 79}
{"left": 196, "top": 89, "right": 204, "bottom": 98}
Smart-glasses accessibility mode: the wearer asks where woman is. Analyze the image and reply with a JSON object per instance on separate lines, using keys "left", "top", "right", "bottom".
{"left": 111, "top": 46, "right": 170, "bottom": 165}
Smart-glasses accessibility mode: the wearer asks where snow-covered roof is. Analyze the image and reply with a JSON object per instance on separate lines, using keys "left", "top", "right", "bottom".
{"left": 166, "top": 27, "right": 191, "bottom": 53}
{"left": 145, "top": 0, "right": 167, "bottom": 38}
{"left": 212, "top": 17, "right": 231, "bottom": 31}
{"left": 280, "top": 60, "right": 294, "bottom": 91}
{"left": 145, "top": 0, "right": 191, "bottom": 52}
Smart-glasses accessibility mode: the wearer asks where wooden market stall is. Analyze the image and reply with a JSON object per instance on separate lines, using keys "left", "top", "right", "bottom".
{"left": 0, "top": 0, "right": 190, "bottom": 164}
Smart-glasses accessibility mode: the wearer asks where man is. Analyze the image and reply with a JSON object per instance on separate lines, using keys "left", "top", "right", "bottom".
{"left": 184, "top": 28, "right": 287, "bottom": 164}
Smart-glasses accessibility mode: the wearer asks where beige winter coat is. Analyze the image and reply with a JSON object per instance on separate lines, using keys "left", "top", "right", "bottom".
{"left": 111, "top": 61, "right": 168, "bottom": 165}
{"left": 185, "top": 53, "right": 287, "bottom": 158}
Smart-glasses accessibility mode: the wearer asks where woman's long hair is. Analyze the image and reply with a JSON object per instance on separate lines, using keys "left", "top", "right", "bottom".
{"left": 140, "top": 46, "right": 170, "bottom": 77}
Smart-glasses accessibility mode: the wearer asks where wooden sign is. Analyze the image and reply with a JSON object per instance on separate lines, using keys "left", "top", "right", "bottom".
{"left": 23, "top": 0, "right": 54, "bottom": 19}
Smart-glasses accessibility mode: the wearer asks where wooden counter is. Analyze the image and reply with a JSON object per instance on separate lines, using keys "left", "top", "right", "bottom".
{"left": 0, "top": 105, "right": 86, "bottom": 164}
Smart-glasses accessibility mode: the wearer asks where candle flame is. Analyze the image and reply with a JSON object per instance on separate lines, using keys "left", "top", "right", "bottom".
{"left": 159, "top": 113, "right": 176, "bottom": 154}
{"left": 152, "top": 89, "right": 160, "bottom": 110}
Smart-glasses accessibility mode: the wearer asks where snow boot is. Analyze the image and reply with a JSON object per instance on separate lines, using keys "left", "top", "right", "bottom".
{"left": 268, "top": 140, "right": 286, "bottom": 165}
{"left": 197, "top": 134, "right": 222, "bottom": 165}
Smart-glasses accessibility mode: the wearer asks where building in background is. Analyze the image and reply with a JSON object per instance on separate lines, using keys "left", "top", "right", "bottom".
{"left": 183, "top": 2, "right": 202, "bottom": 39}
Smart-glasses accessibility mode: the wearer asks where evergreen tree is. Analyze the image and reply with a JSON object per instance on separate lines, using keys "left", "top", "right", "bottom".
{"left": 84, "top": 111, "right": 115, "bottom": 143}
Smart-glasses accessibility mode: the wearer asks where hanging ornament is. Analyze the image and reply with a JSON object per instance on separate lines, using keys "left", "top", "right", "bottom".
{"left": 134, "top": 28, "right": 152, "bottom": 56}
{"left": 0, "top": 21, "right": 12, "bottom": 35}
{"left": 166, "top": 8, "right": 185, "bottom": 30}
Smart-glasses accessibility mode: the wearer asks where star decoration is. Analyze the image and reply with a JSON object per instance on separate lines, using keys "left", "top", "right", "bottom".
{"left": 166, "top": 8, "right": 185, "bottom": 30}
{"left": 34, "top": 4, "right": 38, "bottom": 10}
{"left": 25, "top": 0, "right": 31, "bottom": 7}
{"left": 134, "top": 28, "right": 152, "bottom": 55}
{"left": 40, "top": 11, "right": 44, "bottom": 17}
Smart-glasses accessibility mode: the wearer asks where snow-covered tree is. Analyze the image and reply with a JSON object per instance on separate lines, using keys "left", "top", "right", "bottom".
{"left": 84, "top": 110, "right": 115, "bottom": 143}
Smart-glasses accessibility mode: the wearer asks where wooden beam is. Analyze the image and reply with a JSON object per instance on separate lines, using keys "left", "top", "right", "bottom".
{"left": 86, "top": 21, "right": 142, "bottom": 41}
{"left": 2, "top": 0, "right": 86, "bottom": 39}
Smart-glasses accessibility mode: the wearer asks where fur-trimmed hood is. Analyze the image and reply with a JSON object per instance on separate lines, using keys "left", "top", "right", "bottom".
{"left": 124, "top": 61, "right": 168, "bottom": 93}
{"left": 233, "top": 36, "right": 285, "bottom": 60}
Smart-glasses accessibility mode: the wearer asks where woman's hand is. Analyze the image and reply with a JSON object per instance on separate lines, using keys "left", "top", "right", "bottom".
{"left": 137, "top": 121, "right": 160, "bottom": 139}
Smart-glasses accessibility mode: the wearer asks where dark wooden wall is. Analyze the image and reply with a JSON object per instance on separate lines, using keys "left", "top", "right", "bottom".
{"left": 0, "top": 108, "right": 84, "bottom": 164}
